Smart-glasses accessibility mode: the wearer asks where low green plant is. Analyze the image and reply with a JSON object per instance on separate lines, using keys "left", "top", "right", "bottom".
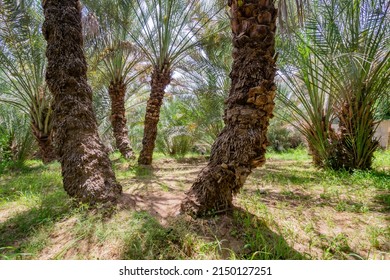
{"left": 278, "top": 0, "right": 390, "bottom": 170}
{"left": 267, "top": 119, "right": 304, "bottom": 152}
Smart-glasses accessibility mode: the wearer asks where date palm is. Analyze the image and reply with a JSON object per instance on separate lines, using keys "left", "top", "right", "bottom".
{"left": 170, "top": 16, "right": 232, "bottom": 150}
{"left": 182, "top": 0, "right": 278, "bottom": 216}
{"left": 0, "top": 0, "right": 55, "bottom": 163}
{"left": 83, "top": 0, "right": 147, "bottom": 159}
{"left": 42, "top": 0, "right": 121, "bottom": 204}
{"left": 123, "top": 0, "right": 221, "bottom": 165}
{"left": 0, "top": 104, "right": 34, "bottom": 163}
{"left": 278, "top": 0, "right": 390, "bottom": 170}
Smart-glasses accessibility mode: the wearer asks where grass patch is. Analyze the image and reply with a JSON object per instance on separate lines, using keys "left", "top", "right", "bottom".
{"left": 0, "top": 148, "right": 388, "bottom": 259}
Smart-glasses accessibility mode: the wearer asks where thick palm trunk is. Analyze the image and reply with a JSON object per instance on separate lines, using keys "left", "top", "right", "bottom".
{"left": 138, "top": 66, "right": 171, "bottom": 165}
{"left": 181, "top": 0, "right": 278, "bottom": 217}
{"left": 42, "top": 0, "right": 122, "bottom": 204}
{"left": 109, "top": 78, "right": 135, "bottom": 159}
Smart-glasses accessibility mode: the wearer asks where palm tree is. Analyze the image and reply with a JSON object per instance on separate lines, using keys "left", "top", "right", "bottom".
{"left": 324, "top": 0, "right": 389, "bottom": 170}
{"left": 278, "top": 0, "right": 389, "bottom": 170}
{"left": 0, "top": 104, "right": 35, "bottom": 164}
{"left": 0, "top": 0, "right": 55, "bottom": 163}
{"left": 42, "top": 0, "right": 121, "bottom": 204}
{"left": 123, "top": 0, "right": 221, "bottom": 165}
{"left": 277, "top": 43, "right": 336, "bottom": 167}
{"left": 83, "top": 0, "right": 146, "bottom": 159}
{"left": 168, "top": 17, "right": 232, "bottom": 151}
{"left": 181, "top": 0, "right": 278, "bottom": 216}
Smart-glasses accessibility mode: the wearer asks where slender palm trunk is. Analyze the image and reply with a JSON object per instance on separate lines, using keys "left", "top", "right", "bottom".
{"left": 30, "top": 97, "right": 56, "bottom": 163}
{"left": 42, "top": 0, "right": 122, "bottom": 204}
{"left": 138, "top": 66, "right": 171, "bottom": 165}
{"left": 109, "top": 78, "right": 135, "bottom": 159}
{"left": 181, "top": 0, "right": 278, "bottom": 216}
{"left": 31, "top": 123, "right": 56, "bottom": 164}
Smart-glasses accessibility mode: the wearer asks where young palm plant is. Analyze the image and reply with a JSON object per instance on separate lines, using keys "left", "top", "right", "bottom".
{"left": 323, "top": 0, "right": 389, "bottom": 170}
{"left": 123, "top": 0, "right": 222, "bottom": 165}
{"left": 279, "top": 0, "right": 389, "bottom": 170}
{"left": 0, "top": 104, "right": 35, "bottom": 164}
{"left": 0, "top": 0, "right": 55, "bottom": 163}
{"left": 278, "top": 42, "right": 336, "bottom": 167}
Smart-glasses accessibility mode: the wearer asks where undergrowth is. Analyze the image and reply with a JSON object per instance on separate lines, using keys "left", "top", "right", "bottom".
{"left": 0, "top": 149, "right": 388, "bottom": 260}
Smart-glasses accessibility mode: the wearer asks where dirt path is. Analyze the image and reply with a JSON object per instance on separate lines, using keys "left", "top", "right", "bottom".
{"left": 118, "top": 158, "right": 206, "bottom": 224}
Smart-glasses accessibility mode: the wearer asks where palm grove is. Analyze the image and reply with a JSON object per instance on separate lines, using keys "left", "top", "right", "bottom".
{"left": 0, "top": 0, "right": 389, "bottom": 216}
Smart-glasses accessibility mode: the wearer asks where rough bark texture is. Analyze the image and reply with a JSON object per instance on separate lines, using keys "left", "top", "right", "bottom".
{"left": 109, "top": 78, "right": 135, "bottom": 159}
{"left": 30, "top": 95, "right": 56, "bottom": 164}
{"left": 42, "top": 0, "right": 122, "bottom": 204}
{"left": 181, "top": 0, "right": 278, "bottom": 217}
{"left": 138, "top": 66, "right": 171, "bottom": 165}
{"left": 329, "top": 97, "right": 378, "bottom": 171}
{"left": 31, "top": 122, "right": 56, "bottom": 164}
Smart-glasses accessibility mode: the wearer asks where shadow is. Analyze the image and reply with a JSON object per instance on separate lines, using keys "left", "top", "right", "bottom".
{"left": 0, "top": 161, "right": 49, "bottom": 176}
{"left": 243, "top": 189, "right": 313, "bottom": 208}
{"left": 243, "top": 188, "right": 383, "bottom": 214}
{"left": 119, "top": 207, "right": 307, "bottom": 260}
{"left": 0, "top": 190, "right": 72, "bottom": 259}
{"left": 132, "top": 165, "right": 157, "bottom": 179}
{"left": 365, "top": 170, "right": 390, "bottom": 181}
{"left": 118, "top": 190, "right": 184, "bottom": 224}
{"left": 0, "top": 165, "right": 62, "bottom": 204}
{"left": 174, "top": 157, "right": 208, "bottom": 164}
{"left": 355, "top": 170, "right": 389, "bottom": 212}
{"left": 374, "top": 193, "right": 390, "bottom": 212}
{"left": 197, "top": 207, "right": 308, "bottom": 260}
{"left": 146, "top": 164, "right": 206, "bottom": 176}
{"left": 252, "top": 167, "right": 323, "bottom": 186}
{"left": 120, "top": 211, "right": 185, "bottom": 260}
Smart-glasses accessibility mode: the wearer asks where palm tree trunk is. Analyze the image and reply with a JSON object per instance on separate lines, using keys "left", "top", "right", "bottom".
{"left": 109, "top": 78, "right": 135, "bottom": 159}
{"left": 332, "top": 97, "right": 378, "bottom": 170}
{"left": 42, "top": 0, "right": 122, "bottom": 204}
{"left": 181, "top": 0, "right": 278, "bottom": 216}
{"left": 138, "top": 66, "right": 171, "bottom": 165}
{"left": 30, "top": 100, "right": 56, "bottom": 164}
{"left": 31, "top": 123, "right": 56, "bottom": 164}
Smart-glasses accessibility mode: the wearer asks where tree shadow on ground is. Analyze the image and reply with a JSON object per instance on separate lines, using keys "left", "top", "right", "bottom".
{"left": 251, "top": 167, "right": 390, "bottom": 213}
{"left": 0, "top": 167, "right": 62, "bottom": 204}
{"left": 243, "top": 188, "right": 376, "bottom": 215}
{"left": 119, "top": 207, "right": 307, "bottom": 260}
{"left": 0, "top": 190, "right": 72, "bottom": 259}
{"left": 252, "top": 166, "right": 322, "bottom": 186}
{"left": 374, "top": 193, "right": 390, "bottom": 212}
{"left": 0, "top": 161, "right": 50, "bottom": 176}
{"left": 369, "top": 170, "right": 390, "bottom": 212}
{"left": 118, "top": 192, "right": 183, "bottom": 224}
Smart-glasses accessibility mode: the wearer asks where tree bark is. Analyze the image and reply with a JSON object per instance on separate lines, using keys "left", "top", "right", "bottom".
{"left": 138, "top": 66, "right": 171, "bottom": 165}
{"left": 42, "top": 0, "right": 122, "bottom": 204}
{"left": 31, "top": 123, "right": 56, "bottom": 164}
{"left": 30, "top": 98, "right": 56, "bottom": 164}
{"left": 181, "top": 0, "right": 278, "bottom": 217}
{"left": 109, "top": 78, "right": 135, "bottom": 159}
{"left": 330, "top": 97, "right": 378, "bottom": 170}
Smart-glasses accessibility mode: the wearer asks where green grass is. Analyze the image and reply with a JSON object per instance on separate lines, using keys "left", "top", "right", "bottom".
{"left": 0, "top": 148, "right": 389, "bottom": 260}
{"left": 265, "top": 146, "right": 310, "bottom": 161}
